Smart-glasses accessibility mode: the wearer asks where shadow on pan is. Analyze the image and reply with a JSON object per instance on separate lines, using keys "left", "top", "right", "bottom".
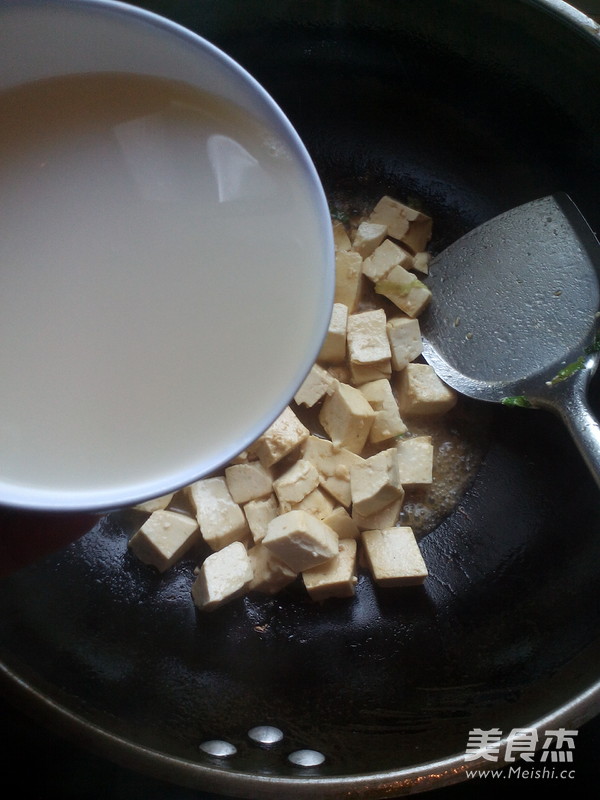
{"left": 1, "top": 1, "right": 600, "bottom": 797}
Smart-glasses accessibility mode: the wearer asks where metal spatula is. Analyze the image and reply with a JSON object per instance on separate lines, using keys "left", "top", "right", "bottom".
{"left": 420, "top": 193, "right": 600, "bottom": 488}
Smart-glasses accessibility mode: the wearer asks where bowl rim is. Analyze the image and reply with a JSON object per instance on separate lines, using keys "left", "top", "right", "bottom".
{"left": 0, "top": 0, "right": 335, "bottom": 513}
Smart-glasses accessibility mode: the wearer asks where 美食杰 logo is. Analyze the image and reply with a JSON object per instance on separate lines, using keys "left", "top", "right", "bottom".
{"left": 463, "top": 727, "right": 577, "bottom": 780}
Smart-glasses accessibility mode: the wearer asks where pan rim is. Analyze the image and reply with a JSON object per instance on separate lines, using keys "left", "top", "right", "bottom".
{"left": 1, "top": 0, "right": 600, "bottom": 796}
{"left": 2, "top": 656, "right": 600, "bottom": 797}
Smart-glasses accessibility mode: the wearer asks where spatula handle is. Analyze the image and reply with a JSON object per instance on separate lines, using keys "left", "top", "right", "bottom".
{"left": 547, "top": 354, "right": 600, "bottom": 491}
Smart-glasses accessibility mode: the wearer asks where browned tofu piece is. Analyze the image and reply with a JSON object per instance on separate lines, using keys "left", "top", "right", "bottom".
{"left": 319, "top": 382, "right": 375, "bottom": 454}
{"left": 396, "top": 363, "right": 457, "bottom": 416}
{"left": 252, "top": 406, "right": 310, "bottom": 467}
{"left": 302, "top": 539, "right": 358, "bottom": 601}
{"left": 263, "top": 509, "right": 339, "bottom": 572}
{"left": 129, "top": 509, "right": 199, "bottom": 572}
{"left": 361, "top": 527, "right": 428, "bottom": 586}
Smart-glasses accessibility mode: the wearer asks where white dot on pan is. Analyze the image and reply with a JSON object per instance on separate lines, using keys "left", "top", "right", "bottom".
{"left": 199, "top": 739, "right": 237, "bottom": 757}
{"left": 288, "top": 748, "right": 326, "bottom": 767}
{"left": 248, "top": 725, "right": 284, "bottom": 745}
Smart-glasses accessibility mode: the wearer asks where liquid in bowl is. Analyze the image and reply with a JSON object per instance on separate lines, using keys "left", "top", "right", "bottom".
{"left": 0, "top": 72, "right": 331, "bottom": 509}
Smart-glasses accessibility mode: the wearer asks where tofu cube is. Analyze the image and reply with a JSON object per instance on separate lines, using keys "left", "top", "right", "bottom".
{"left": 252, "top": 406, "right": 310, "bottom": 467}
{"left": 361, "top": 527, "right": 428, "bottom": 586}
{"left": 134, "top": 492, "right": 175, "bottom": 514}
{"left": 368, "top": 195, "right": 415, "bottom": 240}
{"left": 352, "top": 221, "right": 388, "bottom": 258}
{"left": 346, "top": 309, "right": 391, "bottom": 367}
{"left": 334, "top": 249, "right": 363, "bottom": 311}
{"left": 396, "top": 436, "right": 434, "bottom": 485}
{"left": 332, "top": 219, "right": 352, "bottom": 251}
{"left": 247, "top": 542, "right": 297, "bottom": 594}
{"left": 386, "top": 316, "right": 423, "bottom": 371}
{"left": 362, "top": 238, "right": 413, "bottom": 282}
{"left": 350, "top": 447, "right": 403, "bottom": 517}
{"left": 402, "top": 217, "right": 433, "bottom": 254}
{"left": 289, "top": 486, "right": 336, "bottom": 519}
{"left": 369, "top": 195, "right": 431, "bottom": 253}
{"left": 262, "top": 510, "right": 339, "bottom": 572}
{"left": 374, "top": 264, "right": 432, "bottom": 317}
{"left": 318, "top": 302, "right": 348, "bottom": 364}
{"left": 352, "top": 496, "right": 403, "bottom": 531}
{"left": 302, "top": 434, "right": 365, "bottom": 507}
{"left": 317, "top": 303, "right": 348, "bottom": 364}
{"left": 244, "top": 494, "right": 279, "bottom": 543}
{"left": 191, "top": 541, "right": 253, "bottom": 611}
{"left": 224, "top": 461, "right": 273, "bottom": 505}
{"left": 359, "top": 378, "right": 407, "bottom": 442}
{"left": 128, "top": 509, "right": 199, "bottom": 572}
{"left": 273, "top": 458, "right": 320, "bottom": 511}
{"left": 349, "top": 360, "right": 392, "bottom": 386}
{"left": 319, "top": 381, "right": 375, "bottom": 454}
{"left": 412, "top": 251, "right": 431, "bottom": 275}
{"left": 189, "top": 476, "right": 249, "bottom": 550}
{"left": 294, "top": 363, "right": 337, "bottom": 407}
{"left": 302, "top": 539, "right": 358, "bottom": 601}
{"left": 396, "top": 363, "right": 458, "bottom": 416}
{"left": 322, "top": 506, "right": 360, "bottom": 540}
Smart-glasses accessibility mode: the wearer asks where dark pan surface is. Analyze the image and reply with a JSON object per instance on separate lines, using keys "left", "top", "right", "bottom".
{"left": 1, "top": 1, "right": 600, "bottom": 797}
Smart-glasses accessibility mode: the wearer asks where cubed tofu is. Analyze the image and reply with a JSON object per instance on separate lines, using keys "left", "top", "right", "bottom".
{"left": 369, "top": 196, "right": 431, "bottom": 252}
{"left": 252, "top": 406, "right": 310, "bottom": 467}
{"left": 350, "top": 447, "right": 403, "bottom": 517}
{"left": 332, "top": 219, "right": 352, "bottom": 251}
{"left": 244, "top": 494, "right": 279, "bottom": 543}
{"left": 412, "top": 251, "right": 431, "bottom": 275}
{"left": 189, "top": 476, "right": 249, "bottom": 550}
{"left": 352, "top": 221, "right": 388, "bottom": 258}
{"left": 402, "top": 217, "right": 433, "bottom": 254}
{"left": 273, "top": 458, "right": 320, "bottom": 511}
{"left": 302, "top": 434, "right": 365, "bottom": 507}
{"left": 262, "top": 509, "right": 339, "bottom": 572}
{"left": 386, "top": 316, "right": 423, "bottom": 371}
{"left": 319, "top": 381, "right": 375, "bottom": 454}
{"left": 361, "top": 527, "right": 428, "bottom": 587}
{"left": 328, "top": 365, "right": 352, "bottom": 384}
{"left": 322, "top": 505, "right": 360, "bottom": 540}
{"left": 224, "top": 461, "right": 273, "bottom": 505}
{"left": 289, "top": 486, "right": 336, "bottom": 519}
{"left": 396, "top": 436, "right": 434, "bottom": 485}
{"left": 294, "top": 363, "right": 337, "bottom": 407}
{"left": 134, "top": 492, "right": 175, "bottom": 514}
{"left": 129, "top": 509, "right": 199, "bottom": 572}
{"left": 359, "top": 378, "right": 407, "bottom": 442}
{"left": 368, "top": 195, "right": 416, "bottom": 240}
{"left": 318, "top": 302, "right": 348, "bottom": 364}
{"left": 349, "top": 360, "right": 392, "bottom": 386}
{"left": 191, "top": 541, "right": 253, "bottom": 611}
{"left": 334, "top": 249, "right": 363, "bottom": 311}
{"left": 352, "top": 496, "right": 403, "bottom": 531}
{"left": 362, "top": 238, "right": 413, "bottom": 282}
{"left": 396, "top": 363, "right": 458, "bottom": 416}
{"left": 247, "top": 542, "right": 297, "bottom": 594}
{"left": 374, "top": 264, "right": 432, "bottom": 317}
{"left": 302, "top": 539, "right": 358, "bottom": 601}
{"left": 346, "top": 309, "right": 391, "bottom": 366}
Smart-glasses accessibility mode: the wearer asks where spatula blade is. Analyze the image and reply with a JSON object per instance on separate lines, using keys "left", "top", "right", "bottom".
{"left": 420, "top": 193, "right": 600, "bottom": 402}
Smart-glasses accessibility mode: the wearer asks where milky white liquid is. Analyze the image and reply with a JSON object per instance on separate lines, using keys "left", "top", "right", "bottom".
{"left": 0, "top": 73, "right": 330, "bottom": 507}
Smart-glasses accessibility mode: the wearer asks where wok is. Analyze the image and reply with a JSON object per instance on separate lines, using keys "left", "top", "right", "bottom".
{"left": 1, "top": 0, "right": 600, "bottom": 797}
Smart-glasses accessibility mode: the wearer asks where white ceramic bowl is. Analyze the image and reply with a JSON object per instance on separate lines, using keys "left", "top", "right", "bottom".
{"left": 0, "top": 0, "right": 334, "bottom": 511}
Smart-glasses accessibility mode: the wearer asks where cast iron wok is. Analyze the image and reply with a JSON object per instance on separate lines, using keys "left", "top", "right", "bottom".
{"left": 1, "top": 1, "right": 600, "bottom": 797}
